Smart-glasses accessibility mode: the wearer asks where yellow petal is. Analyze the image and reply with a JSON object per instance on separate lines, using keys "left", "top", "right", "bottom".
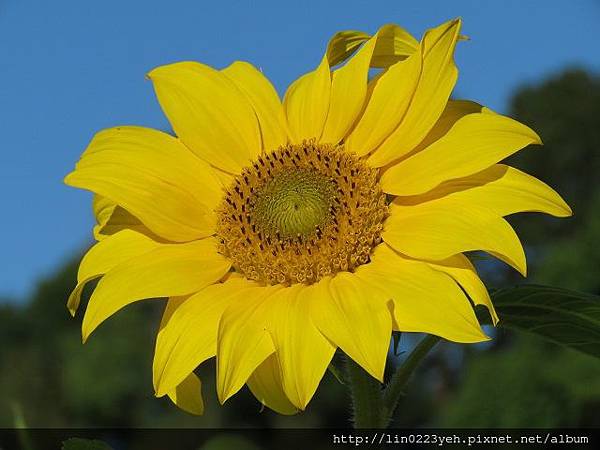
{"left": 426, "top": 254, "right": 498, "bottom": 325}
{"left": 216, "top": 284, "right": 283, "bottom": 403}
{"left": 222, "top": 61, "right": 288, "bottom": 152}
{"left": 308, "top": 275, "right": 391, "bottom": 382}
{"left": 356, "top": 244, "right": 489, "bottom": 343}
{"left": 153, "top": 279, "right": 256, "bottom": 397}
{"left": 326, "top": 24, "right": 417, "bottom": 68}
{"left": 65, "top": 126, "right": 223, "bottom": 242}
{"left": 82, "top": 238, "right": 230, "bottom": 341}
{"left": 92, "top": 195, "right": 158, "bottom": 241}
{"left": 211, "top": 166, "right": 235, "bottom": 187}
{"left": 345, "top": 50, "right": 421, "bottom": 156}
{"left": 148, "top": 62, "right": 261, "bottom": 174}
{"left": 288, "top": 23, "right": 419, "bottom": 146}
{"left": 266, "top": 284, "right": 336, "bottom": 409}
{"left": 247, "top": 355, "right": 298, "bottom": 415}
{"left": 326, "top": 30, "right": 371, "bottom": 67}
{"left": 67, "top": 229, "right": 159, "bottom": 316}
{"left": 159, "top": 295, "right": 187, "bottom": 329}
{"left": 166, "top": 372, "right": 204, "bottom": 415}
{"left": 380, "top": 110, "right": 542, "bottom": 196}
{"left": 367, "top": 19, "right": 462, "bottom": 167}
{"left": 414, "top": 99, "right": 483, "bottom": 152}
{"left": 384, "top": 199, "right": 526, "bottom": 275}
{"left": 93, "top": 195, "right": 119, "bottom": 239}
{"left": 320, "top": 35, "right": 378, "bottom": 144}
{"left": 370, "top": 23, "right": 419, "bottom": 68}
{"left": 395, "top": 164, "right": 572, "bottom": 218}
{"left": 283, "top": 55, "right": 331, "bottom": 143}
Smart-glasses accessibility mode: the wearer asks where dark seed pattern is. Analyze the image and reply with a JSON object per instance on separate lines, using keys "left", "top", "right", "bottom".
{"left": 216, "top": 140, "right": 388, "bottom": 285}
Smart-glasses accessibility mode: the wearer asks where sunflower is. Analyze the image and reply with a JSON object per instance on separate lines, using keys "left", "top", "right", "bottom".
{"left": 65, "top": 18, "right": 571, "bottom": 415}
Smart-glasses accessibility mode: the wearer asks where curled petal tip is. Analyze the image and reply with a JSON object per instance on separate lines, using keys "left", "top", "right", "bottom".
{"left": 145, "top": 66, "right": 162, "bottom": 80}
{"left": 565, "top": 204, "right": 574, "bottom": 217}
{"left": 154, "top": 378, "right": 171, "bottom": 398}
{"left": 63, "top": 172, "right": 75, "bottom": 186}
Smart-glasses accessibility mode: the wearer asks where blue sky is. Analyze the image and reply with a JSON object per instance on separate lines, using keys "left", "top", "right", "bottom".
{"left": 1, "top": 0, "right": 599, "bottom": 300}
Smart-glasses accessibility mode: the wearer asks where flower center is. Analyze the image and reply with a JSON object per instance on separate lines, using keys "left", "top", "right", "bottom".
{"left": 252, "top": 168, "right": 335, "bottom": 238}
{"left": 216, "top": 141, "right": 388, "bottom": 285}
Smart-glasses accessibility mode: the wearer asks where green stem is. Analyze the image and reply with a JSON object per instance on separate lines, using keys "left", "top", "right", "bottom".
{"left": 344, "top": 356, "right": 385, "bottom": 428}
{"left": 381, "top": 334, "right": 440, "bottom": 426}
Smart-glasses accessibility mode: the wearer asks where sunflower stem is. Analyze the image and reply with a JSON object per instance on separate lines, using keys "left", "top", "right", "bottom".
{"left": 344, "top": 356, "right": 385, "bottom": 428}
{"left": 381, "top": 334, "right": 440, "bottom": 426}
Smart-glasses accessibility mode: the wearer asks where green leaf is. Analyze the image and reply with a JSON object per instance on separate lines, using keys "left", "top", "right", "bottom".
{"left": 489, "top": 285, "right": 600, "bottom": 359}
{"left": 62, "top": 438, "right": 114, "bottom": 450}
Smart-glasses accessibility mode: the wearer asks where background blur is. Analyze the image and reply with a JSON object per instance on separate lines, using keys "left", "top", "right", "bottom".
{"left": 1, "top": 0, "right": 600, "bottom": 439}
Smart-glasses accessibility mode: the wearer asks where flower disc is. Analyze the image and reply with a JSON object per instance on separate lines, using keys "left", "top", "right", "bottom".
{"left": 216, "top": 141, "right": 389, "bottom": 285}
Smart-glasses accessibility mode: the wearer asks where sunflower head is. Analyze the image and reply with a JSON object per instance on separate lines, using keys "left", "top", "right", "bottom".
{"left": 216, "top": 140, "right": 388, "bottom": 285}
{"left": 64, "top": 18, "right": 571, "bottom": 416}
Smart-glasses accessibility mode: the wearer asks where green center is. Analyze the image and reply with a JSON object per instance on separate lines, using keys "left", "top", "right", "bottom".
{"left": 252, "top": 168, "right": 335, "bottom": 238}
